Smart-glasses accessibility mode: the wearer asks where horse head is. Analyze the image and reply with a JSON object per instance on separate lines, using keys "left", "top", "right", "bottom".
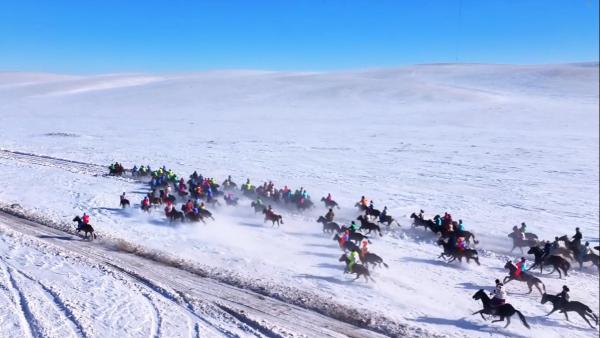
{"left": 504, "top": 260, "right": 515, "bottom": 270}
{"left": 436, "top": 238, "right": 446, "bottom": 246}
{"left": 338, "top": 254, "right": 348, "bottom": 262}
{"left": 333, "top": 234, "right": 340, "bottom": 241}
{"left": 527, "top": 247, "right": 537, "bottom": 255}
{"left": 540, "top": 293, "right": 549, "bottom": 304}
{"left": 72, "top": 216, "right": 81, "bottom": 222}
{"left": 317, "top": 216, "right": 325, "bottom": 223}
{"left": 472, "top": 289, "right": 485, "bottom": 300}
{"left": 410, "top": 213, "right": 417, "bottom": 219}
{"left": 320, "top": 197, "right": 326, "bottom": 202}
{"left": 557, "top": 235, "right": 569, "bottom": 242}
{"left": 356, "top": 215, "right": 363, "bottom": 221}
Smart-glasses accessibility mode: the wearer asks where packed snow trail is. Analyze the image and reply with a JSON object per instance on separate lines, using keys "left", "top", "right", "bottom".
{"left": 0, "top": 209, "right": 418, "bottom": 338}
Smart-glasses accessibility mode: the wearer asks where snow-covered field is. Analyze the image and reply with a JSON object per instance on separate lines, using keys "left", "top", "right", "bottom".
{"left": 0, "top": 63, "right": 598, "bottom": 337}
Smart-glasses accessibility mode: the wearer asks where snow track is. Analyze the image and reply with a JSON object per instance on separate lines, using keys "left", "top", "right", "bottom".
{"left": 0, "top": 210, "right": 408, "bottom": 338}
{"left": 0, "top": 149, "right": 135, "bottom": 182}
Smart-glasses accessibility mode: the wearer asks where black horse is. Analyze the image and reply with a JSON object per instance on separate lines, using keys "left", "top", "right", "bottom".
{"left": 410, "top": 213, "right": 438, "bottom": 232}
{"left": 527, "top": 246, "right": 570, "bottom": 278}
{"left": 437, "top": 239, "right": 480, "bottom": 265}
{"left": 316, "top": 216, "right": 341, "bottom": 233}
{"left": 472, "top": 289, "right": 530, "bottom": 329}
{"left": 320, "top": 197, "right": 340, "bottom": 209}
{"left": 119, "top": 197, "right": 130, "bottom": 208}
{"left": 356, "top": 215, "right": 383, "bottom": 236}
{"left": 361, "top": 252, "right": 389, "bottom": 269}
{"left": 377, "top": 214, "right": 400, "bottom": 227}
{"left": 166, "top": 209, "right": 184, "bottom": 223}
{"left": 364, "top": 207, "right": 381, "bottom": 220}
{"left": 344, "top": 230, "right": 371, "bottom": 245}
{"left": 503, "top": 261, "right": 546, "bottom": 296}
{"left": 72, "top": 216, "right": 97, "bottom": 240}
{"left": 339, "top": 254, "right": 374, "bottom": 282}
{"left": 541, "top": 293, "right": 598, "bottom": 328}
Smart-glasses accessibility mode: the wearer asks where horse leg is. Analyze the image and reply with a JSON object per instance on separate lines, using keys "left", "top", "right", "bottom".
{"left": 546, "top": 308, "right": 558, "bottom": 316}
{"left": 579, "top": 311, "right": 594, "bottom": 328}
{"left": 491, "top": 316, "right": 504, "bottom": 323}
{"left": 504, "top": 316, "right": 511, "bottom": 328}
{"left": 535, "top": 283, "right": 544, "bottom": 296}
{"left": 564, "top": 311, "right": 569, "bottom": 321}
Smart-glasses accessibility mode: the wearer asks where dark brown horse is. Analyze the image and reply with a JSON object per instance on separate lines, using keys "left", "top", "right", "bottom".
{"left": 356, "top": 215, "right": 382, "bottom": 236}
{"left": 472, "top": 289, "right": 530, "bottom": 329}
{"left": 339, "top": 254, "right": 374, "bottom": 282}
{"left": 263, "top": 208, "right": 283, "bottom": 227}
{"left": 320, "top": 197, "right": 340, "bottom": 209}
{"left": 527, "top": 246, "right": 570, "bottom": 278}
{"left": 72, "top": 216, "right": 97, "bottom": 240}
{"left": 316, "top": 216, "right": 341, "bottom": 233}
{"left": 541, "top": 293, "right": 598, "bottom": 328}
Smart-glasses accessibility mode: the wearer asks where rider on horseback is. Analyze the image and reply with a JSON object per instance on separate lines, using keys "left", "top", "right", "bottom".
{"left": 325, "top": 208, "right": 335, "bottom": 222}
{"left": 347, "top": 250, "right": 360, "bottom": 273}
{"left": 572, "top": 227, "right": 583, "bottom": 246}
{"left": 359, "top": 196, "right": 368, "bottom": 208}
{"left": 379, "top": 206, "right": 388, "bottom": 223}
{"left": 515, "top": 257, "right": 527, "bottom": 278}
{"left": 325, "top": 193, "right": 333, "bottom": 202}
{"left": 457, "top": 219, "right": 465, "bottom": 231}
{"left": 82, "top": 213, "right": 90, "bottom": 225}
{"left": 512, "top": 226, "right": 525, "bottom": 241}
{"left": 361, "top": 240, "right": 369, "bottom": 257}
{"left": 557, "top": 285, "right": 570, "bottom": 310}
{"left": 520, "top": 222, "right": 527, "bottom": 234}
{"left": 418, "top": 209, "right": 424, "bottom": 220}
{"left": 350, "top": 220, "right": 360, "bottom": 232}
{"left": 490, "top": 279, "right": 507, "bottom": 307}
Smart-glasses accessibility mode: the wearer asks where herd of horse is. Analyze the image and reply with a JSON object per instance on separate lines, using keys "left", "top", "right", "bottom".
{"left": 411, "top": 211, "right": 599, "bottom": 329}
{"left": 71, "top": 163, "right": 598, "bottom": 331}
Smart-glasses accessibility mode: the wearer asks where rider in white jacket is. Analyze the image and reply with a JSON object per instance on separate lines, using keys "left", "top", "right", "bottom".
{"left": 491, "top": 279, "right": 507, "bottom": 306}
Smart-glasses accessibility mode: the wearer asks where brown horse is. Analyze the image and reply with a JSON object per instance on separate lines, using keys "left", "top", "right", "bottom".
{"left": 503, "top": 261, "right": 545, "bottom": 296}
{"left": 508, "top": 232, "right": 538, "bottom": 253}
{"left": 263, "top": 208, "right": 283, "bottom": 227}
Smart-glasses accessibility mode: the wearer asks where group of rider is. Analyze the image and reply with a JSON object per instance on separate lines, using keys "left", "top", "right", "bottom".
{"left": 490, "top": 278, "right": 571, "bottom": 311}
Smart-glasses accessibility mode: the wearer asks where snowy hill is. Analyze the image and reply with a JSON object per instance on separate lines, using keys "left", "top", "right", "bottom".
{"left": 0, "top": 63, "right": 598, "bottom": 337}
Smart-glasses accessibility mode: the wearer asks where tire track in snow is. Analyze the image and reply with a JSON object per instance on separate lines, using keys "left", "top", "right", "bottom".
{"left": 1, "top": 262, "right": 43, "bottom": 338}
{"left": 141, "top": 293, "right": 162, "bottom": 338}
{"left": 0, "top": 210, "right": 398, "bottom": 337}
{"left": 6, "top": 264, "right": 90, "bottom": 338}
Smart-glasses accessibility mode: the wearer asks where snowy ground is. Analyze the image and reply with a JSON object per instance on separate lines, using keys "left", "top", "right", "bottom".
{"left": 0, "top": 63, "right": 598, "bottom": 337}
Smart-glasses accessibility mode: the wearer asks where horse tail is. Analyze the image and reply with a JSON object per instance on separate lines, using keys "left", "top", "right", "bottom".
{"left": 541, "top": 281, "right": 546, "bottom": 294}
{"left": 515, "top": 310, "right": 530, "bottom": 329}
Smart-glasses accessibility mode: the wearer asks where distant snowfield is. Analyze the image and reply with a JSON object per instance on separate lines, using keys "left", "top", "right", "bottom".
{"left": 0, "top": 63, "right": 598, "bottom": 337}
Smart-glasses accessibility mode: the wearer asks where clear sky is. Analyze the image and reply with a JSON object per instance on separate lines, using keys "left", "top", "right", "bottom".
{"left": 1, "top": 0, "right": 598, "bottom": 73}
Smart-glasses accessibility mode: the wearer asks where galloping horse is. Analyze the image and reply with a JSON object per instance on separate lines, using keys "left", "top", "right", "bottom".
{"left": 472, "top": 289, "right": 530, "bottom": 329}
{"left": 72, "top": 216, "right": 97, "bottom": 240}
{"left": 503, "top": 261, "right": 545, "bottom": 296}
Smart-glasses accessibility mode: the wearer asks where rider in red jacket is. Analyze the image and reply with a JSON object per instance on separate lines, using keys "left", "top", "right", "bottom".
{"left": 82, "top": 213, "right": 90, "bottom": 224}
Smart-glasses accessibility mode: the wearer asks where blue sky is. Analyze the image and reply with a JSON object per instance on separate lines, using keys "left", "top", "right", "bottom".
{"left": 0, "top": 0, "right": 598, "bottom": 73}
